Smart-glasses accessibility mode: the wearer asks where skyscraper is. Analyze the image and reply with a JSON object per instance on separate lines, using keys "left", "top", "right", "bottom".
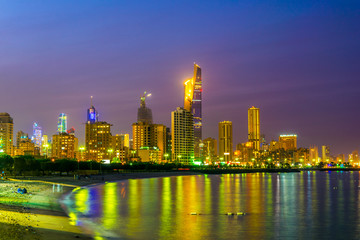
{"left": 0, "top": 113, "right": 14, "bottom": 155}
{"left": 183, "top": 64, "right": 202, "bottom": 159}
{"left": 57, "top": 113, "right": 67, "bottom": 133}
{"left": 171, "top": 107, "right": 194, "bottom": 164}
{"left": 192, "top": 64, "right": 202, "bottom": 159}
{"left": 32, "top": 122, "right": 42, "bottom": 148}
{"left": 219, "top": 121, "right": 233, "bottom": 162}
{"left": 248, "top": 106, "right": 260, "bottom": 151}
{"left": 137, "top": 91, "right": 153, "bottom": 124}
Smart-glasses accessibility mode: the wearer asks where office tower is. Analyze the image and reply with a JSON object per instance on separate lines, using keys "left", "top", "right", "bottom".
{"left": 85, "top": 99, "right": 112, "bottom": 161}
{"left": 279, "top": 135, "right": 297, "bottom": 151}
{"left": 87, "top": 96, "right": 98, "bottom": 123}
{"left": 219, "top": 121, "right": 233, "bottom": 162}
{"left": 192, "top": 64, "right": 202, "bottom": 158}
{"left": 171, "top": 107, "right": 194, "bottom": 164}
{"left": 16, "top": 131, "right": 28, "bottom": 148}
{"left": 57, "top": 113, "right": 67, "bottom": 133}
{"left": 248, "top": 106, "right": 260, "bottom": 151}
{"left": 309, "top": 146, "right": 319, "bottom": 163}
{"left": 52, "top": 133, "right": 78, "bottom": 159}
{"left": 321, "top": 145, "right": 330, "bottom": 161}
{"left": 0, "top": 113, "right": 14, "bottom": 155}
{"left": 137, "top": 91, "right": 153, "bottom": 124}
{"left": 183, "top": 64, "right": 202, "bottom": 158}
{"left": 202, "top": 137, "right": 217, "bottom": 161}
{"left": 32, "top": 122, "right": 42, "bottom": 148}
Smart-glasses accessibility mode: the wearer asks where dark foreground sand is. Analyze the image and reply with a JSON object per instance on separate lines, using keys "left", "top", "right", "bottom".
{"left": 0, "top": 171, "right": 199, "bottom": 240}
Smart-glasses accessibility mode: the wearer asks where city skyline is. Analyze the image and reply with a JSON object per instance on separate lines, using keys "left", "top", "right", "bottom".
{"left": 1, "top": 1, "right": 359, "bottom": 156}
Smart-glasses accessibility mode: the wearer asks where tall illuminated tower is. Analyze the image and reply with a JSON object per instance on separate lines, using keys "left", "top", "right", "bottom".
{"left": 32, "top": 122, "right": 42, "bottom": 148}
{"left": 192, "top": 64, "right": 202, "bottom": 158}
{"left": 219, "top": 121, "right": 233, "bottom": 162}
{"left": 87, "top": 96, "right": 98, "bottom": 123}
{"left": 137, "top": 91, "right": 153, "bottom": 124}
{"left": 57, "top": 113, "right": 67, "bottom": 133}
{"left": 0, "top": 113, "right": 14, "bottom": 155}
{"left": 248, "top": 106, "right": 260, "bottom": 151}
{"left": 183, "top": 64, "right": 202, "bottom": 158}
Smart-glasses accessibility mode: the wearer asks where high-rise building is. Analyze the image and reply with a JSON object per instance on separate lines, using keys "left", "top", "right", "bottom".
{"left": 32, "top": 122, "right": 42, "bottom": 148}
{"left": 57, "top": 113, "right": 67, "bottom": 133}
{"left": 321, "top": 145, "right": 330, "bottom": 162}
{"left": 183, "top": 64, "right": 202, "bottom": 159}
{"left": 0, "top": 113, "right": 14, "bottom": 155}
{"left": 137, "top": 91, "right": 153, "bottom": 124}
{"left": 52, "top": 133, "right": 78, "bottom": 159}
{"left": 132, "top": 122, "right": 166, "bottom": 161}
{"left": 192, "top": 64, "right": 202, "bottom": 159}
{"left": 85, "top": 99, "right": 112, "bottom": 161}
{"left": 42, "top": 135, "right": 50, "bottom": 157}
{"left": 248, "top": 106, "right": 260, "bottom": 151}
{"left": 279, "top": 135, "right": 297, "bottom": 151}
{"left": 219, "top": 121, "right": 233, "bottom": 162}
{"left": 171, "top": 107, "right": 194, "bottom": 164}
{"left": 309, "top": 146, "right": 319, "bottom": 163}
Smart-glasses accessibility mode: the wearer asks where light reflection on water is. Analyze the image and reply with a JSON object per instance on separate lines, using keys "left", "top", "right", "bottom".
{"left": 63, "top": 172, "right": 360, "bottom": 240}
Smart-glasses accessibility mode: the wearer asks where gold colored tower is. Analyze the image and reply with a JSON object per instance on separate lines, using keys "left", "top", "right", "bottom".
{"left": 248, "top": 106, "right": 260, "bottom": 151}
{"left": 219, "top": 121, "right": 233, "bottom": 162}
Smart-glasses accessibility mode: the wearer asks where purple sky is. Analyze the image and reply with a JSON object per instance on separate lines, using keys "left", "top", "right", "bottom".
{"left": 0, "top": 1, "right": 359, "bottom": 156}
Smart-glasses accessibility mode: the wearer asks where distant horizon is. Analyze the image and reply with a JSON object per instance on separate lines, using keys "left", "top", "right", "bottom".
{"left": 1, "top": 1, "right": 359, "bottom": 156}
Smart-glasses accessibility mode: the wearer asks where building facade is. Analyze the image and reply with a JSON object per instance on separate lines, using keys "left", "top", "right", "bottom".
{"left": 248, "top": 106, "right": 260, "bottom": 151}
{"left": 0, "top": 113, "right": 14, "bottom": 155}
{"left": 219, "top": 121, "right": 233, "bottom": 162}
{"left": 171, "top": 107, "right": 194, "bottom": 164}
{"left": 279, "top": 135, "right": 297, "bottom": 151}
{"left": 52, "top": 133, "right": 78, "bottom": 159}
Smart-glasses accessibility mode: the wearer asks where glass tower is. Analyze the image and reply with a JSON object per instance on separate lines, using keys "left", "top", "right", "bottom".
{"left": 57, "top": 113, "right": 67, "bottom": 133}
{"left": 192, "top": 64, "right": 202, "bottom": 158}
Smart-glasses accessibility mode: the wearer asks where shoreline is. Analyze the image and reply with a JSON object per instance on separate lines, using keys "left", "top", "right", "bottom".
{"left": 1, "top": 168, "right": 359, "bottom": 239}
{"left": 0, "top": 171, "right": 200, "bottom": 240}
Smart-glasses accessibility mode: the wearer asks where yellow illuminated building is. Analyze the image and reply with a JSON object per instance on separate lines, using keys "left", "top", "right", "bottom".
{"left": 0, "top": 113, "right": 14, "bottom": 155}
{"left": 52, "top": 133, "right": 78, "bottom": 159}
{"left": 279, "top": 134, "right": 297, "bottom": 151}
{"left": 14, "top": 139, "right": 35, "bottom": 156}
{"left": 248, "top": 106, "right": 260, "bottom": 151}
{"left": 171, "top": 107, "right": 194, "bottom": 163}
{"left": 184, "top": 78, "right": 195, "bottom": 112}
{"left": 85, "top": 121, "right": 112, "bottom": 161}
{"left": 309, "top": 146, "right": 319, "bottom": 163}
{"left": 219, "top": 121, "right": 233, "bottom": 162}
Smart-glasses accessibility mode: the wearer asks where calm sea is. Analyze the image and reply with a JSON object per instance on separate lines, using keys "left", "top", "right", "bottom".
{"left": 62, "top": 171, "right": 360, "bottom": 240}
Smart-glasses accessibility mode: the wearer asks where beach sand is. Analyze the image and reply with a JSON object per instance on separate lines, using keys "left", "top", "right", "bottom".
{"left": 0, "top": 171, "right": 199, "bottom": 240}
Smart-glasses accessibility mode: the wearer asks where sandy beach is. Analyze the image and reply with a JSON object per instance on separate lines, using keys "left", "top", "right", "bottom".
{"left": 0, "top": 171, "right": 199, "bottom": 240}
